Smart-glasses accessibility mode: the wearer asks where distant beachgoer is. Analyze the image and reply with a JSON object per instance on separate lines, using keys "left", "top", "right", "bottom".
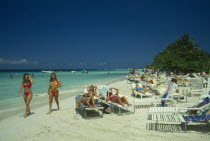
{"left": 10, "top": 74, "right": 13, "bottom": 78}
{"left": 141, "top": 75, "right": 146, "bottom": 81}
{"left": 203, "top": 74, "right": 208, "bottom": 88}
{"left": 47, "top": 73, "right": 62, "bottom": 114}
{"left": 16, "top": 73, "right": 34, "bottom": 118}
{"left": 201, "top": 72, "right": 206, "bottom": 77}
{"left": 130, "top": 68, "right": 135, "bottom": 75}
{"left": 134, "top": 82, "right": 151, "bottom": 94}
{"left": 171, "top": 78, "right": 179, "bottom": 93}
{"left": 134, "top": 74, "right": 140, "bottom": 78}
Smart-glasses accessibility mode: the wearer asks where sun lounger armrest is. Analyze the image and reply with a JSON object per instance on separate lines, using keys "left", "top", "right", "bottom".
{"left": 161, "top": 98, "right": 177, "bottom": 104}
{"left": 178, "top": 108, "right": 204, "bottom": 112}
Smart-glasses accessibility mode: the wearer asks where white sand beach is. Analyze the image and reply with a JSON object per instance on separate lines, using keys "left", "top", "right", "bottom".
{"left": 0, "top": 80, "right": 209, "bottom": 141}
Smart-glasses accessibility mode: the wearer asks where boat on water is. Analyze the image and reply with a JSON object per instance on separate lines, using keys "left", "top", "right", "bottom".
{"left": 71, "top": 71, "right": 77, "bottom": 73}
{"left": 56, "top": 70, "right": 63, "bottom": 72}
{"left": 41, "top": 70, "right": 54, "bottom": 73}
{"left": 82, "top": 70, "right": 88, "bottom": 73}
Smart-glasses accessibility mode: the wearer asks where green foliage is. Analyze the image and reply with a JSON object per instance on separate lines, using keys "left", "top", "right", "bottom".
{"left": 148, "top": 33, "right": 210, "bottom": 73}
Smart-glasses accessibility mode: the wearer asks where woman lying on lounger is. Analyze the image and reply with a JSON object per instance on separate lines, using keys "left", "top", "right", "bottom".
{"left": 106, "top": 88, "right": 130, "bottom": 106}
{"left": 134, "top": 82, "right": 151, "bottom": 94}
{"left": 76, "top": 85, "right": 98, "bottom": 108}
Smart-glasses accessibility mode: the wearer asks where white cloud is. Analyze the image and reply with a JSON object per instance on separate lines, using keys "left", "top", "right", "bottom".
{"left": 0, "top": 58, "right": 39, "bottom": 65}
{"left": 32, "top": 61, "right": 39, "bottom": 65}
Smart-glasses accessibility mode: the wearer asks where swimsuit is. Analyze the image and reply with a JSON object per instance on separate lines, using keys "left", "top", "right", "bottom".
{"left": 50, "top": 81, "right": 58, "bottom": 95}
{"left": 22, "top": 82, "right": 32, "bottom": 96}
{"left": 136, "top": 88, "right": 142, "bottom": 91}
{"left": 24, "top": 91, "right": 31, "bottom": 96}
{"left": 109, "top": 94, "right": 118, "bottom": 99}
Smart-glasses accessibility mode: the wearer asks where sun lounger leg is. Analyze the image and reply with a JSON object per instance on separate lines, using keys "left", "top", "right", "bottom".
{"left": 132, "top": 106, "right": 135, "bottom": 114}
{"left": 98, "top": 109, "right": 103, "bottom": 118}
{"left": 207, "top": 120, "right": 210, "bottom": 127}
{"left": 155, "top": 120, "right": 158, "bottom": 131}
{"left": 83, "top": 109, "right": 87, "bottom": 119}
{"left": 110, "top": 105, "right": 114, "bottom": 114}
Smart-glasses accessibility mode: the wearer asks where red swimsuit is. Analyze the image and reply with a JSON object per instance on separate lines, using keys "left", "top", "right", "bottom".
{"left": 23, "top": 82, "right": 32, "bottom": 96}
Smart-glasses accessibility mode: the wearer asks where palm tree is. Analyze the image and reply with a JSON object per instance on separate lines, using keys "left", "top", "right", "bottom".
{"left": 149, "top": 33, "right": 210, "bottom": 73}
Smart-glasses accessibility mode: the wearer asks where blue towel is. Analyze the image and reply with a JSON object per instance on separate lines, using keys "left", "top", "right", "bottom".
{"left": 185, "top": 110, "right": 210, "bottom": 122}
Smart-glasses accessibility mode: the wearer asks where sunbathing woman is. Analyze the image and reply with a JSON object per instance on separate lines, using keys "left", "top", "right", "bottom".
{"left": 134, "top": 82, "right": 151, "bottom": 94}
{"left": 76, "top": 85, "right": 98, "bottom": 108}
{"left": 85, "top": 85, "right": 98, "bottom": 97}
{"left": 47, "top": 73, "right": 62, "bottom": 114}
{"left": 141, "top": 75, "right": 147, "bottom": 81}
{"left": 17, "top": 73, "right": 34, "bottom": 118}
{"left": 106, "top": 88, "right": 130, "bottom": 106}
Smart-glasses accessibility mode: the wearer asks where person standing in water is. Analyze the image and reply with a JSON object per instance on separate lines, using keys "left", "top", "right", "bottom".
{"left": 47, "top": 72, "right": 62, "bottom": 114}
{"left": 130, "top": 68, "right": 135, "bottom": 75}
{"left": 17, "top": 73, "right": 34, "bottom": 118}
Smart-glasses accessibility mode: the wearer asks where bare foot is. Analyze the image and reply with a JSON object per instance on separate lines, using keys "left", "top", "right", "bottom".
{"left": 23, "top": 114, "right": 28, "bottom": 118}
{"left": 46, "top": 111, "right": 52, "bottom": 114}
{"left": 58, "top": 108, "right": 61, "bottom": 111}
{"left": 88, "top": 105, "right": 93, "bottom": 108}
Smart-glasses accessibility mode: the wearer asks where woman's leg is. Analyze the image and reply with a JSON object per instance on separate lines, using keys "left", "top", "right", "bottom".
{"left": 121, "top": 96, "right": 129, "bottom": 104}
{"left": 76, "top": 99, "right": 83, "bottom": 108}
{"left": 84, "top": 97, "right": 92, "bottom": 107}
{"left": 137, "top": 89, "right": 146, "bottom": 94}
{"left": 111, "top": 97, "right": 124, "bottom": 105}
{"left": 23, "top": 94, "right": 27, "bottom": 112}
{"left": 144, "top": 88, "right": 151, "bottom": 93}
{"left": 54, "top": 91, "right": 60, "bottom": 110}
{"left": 47, "top": 92, "right": 53, "bottom": 114}
{"left": 24, "top": 93, "right": 33, "bottom": 118}
{"left": 89, "top": 96, "right": 96, "bottom": 108}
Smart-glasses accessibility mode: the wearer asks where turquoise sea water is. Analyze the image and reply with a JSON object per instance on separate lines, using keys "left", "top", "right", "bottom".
{"left": 0, "top": 69, "right": 130, "bottom": 114}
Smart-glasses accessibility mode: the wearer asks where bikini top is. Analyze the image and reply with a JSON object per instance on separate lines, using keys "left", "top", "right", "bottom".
{"left": 50, "top": 81, "right": 58, "bottom": 86}
{"left": 23, "top": 82, "right": 31, "bottom": 87}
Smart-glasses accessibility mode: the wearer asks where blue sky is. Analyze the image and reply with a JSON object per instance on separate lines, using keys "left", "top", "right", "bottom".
{"left": 0, "top": 0, "right": 210, "bottom": 69}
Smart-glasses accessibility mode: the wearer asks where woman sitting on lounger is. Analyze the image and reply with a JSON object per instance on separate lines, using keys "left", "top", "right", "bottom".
{"left": 76, "top": 85, "right": 98, "bottom": 108}
{"left": 141, "top": 75, "right": 146, "bottom": 81}
{"left": 83, "top": 90, "right": 97, "bottom": 108}
{"left": 106, "top": 88, "right": 130, "bottom": 106}
{"left": 85, "top": 85, "right": 98, "bottom": 97}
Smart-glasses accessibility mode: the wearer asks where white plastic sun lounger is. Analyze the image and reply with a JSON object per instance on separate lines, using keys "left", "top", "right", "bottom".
{"left": 133, "top": 82, "right": 177, "bottom": 108}
{"left": 131, "top": 83, "right": 154, "bottom": 98}
{"left": 97, "top": 85, "right": 135, "bottom": 115}
{"left": 147, "top": 98, "right": 210, "bottom": 132}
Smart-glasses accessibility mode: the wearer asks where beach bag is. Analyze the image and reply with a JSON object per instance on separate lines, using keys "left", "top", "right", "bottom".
{"left": 101, "top": 103, "right": 112, "bottom": 114}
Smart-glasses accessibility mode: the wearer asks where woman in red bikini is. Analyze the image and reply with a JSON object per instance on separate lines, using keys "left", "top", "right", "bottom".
{"left": 47, "top": 72, "right": 62, "bottom": 114}
{"left": 17, "top": 73, "right": 34, "bottom": 118}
